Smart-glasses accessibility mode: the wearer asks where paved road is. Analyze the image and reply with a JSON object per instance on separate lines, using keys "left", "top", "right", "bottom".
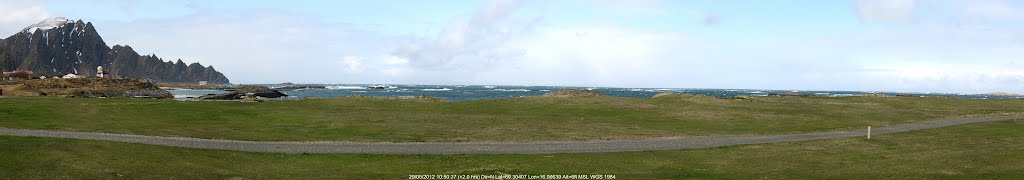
{"left": 1, "top": 115, "right": 1020, "bottom": 154}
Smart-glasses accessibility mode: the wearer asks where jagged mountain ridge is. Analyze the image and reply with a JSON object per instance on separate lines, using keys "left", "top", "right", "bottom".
{"left": 0, "top": 17, "right": 229, "bottom": 83}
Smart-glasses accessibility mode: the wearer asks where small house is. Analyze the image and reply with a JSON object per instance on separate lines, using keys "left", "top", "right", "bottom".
{"left": 1, "top": 70, "right": 33, "bottom": 76}
{"left": 62, "top": 73, "right": 85, "bottom": 79}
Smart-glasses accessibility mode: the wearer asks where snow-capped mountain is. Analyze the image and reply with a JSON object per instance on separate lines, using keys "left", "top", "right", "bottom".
{"left": 21, "top": 17, "right": 71, "bottom": 34}
{"left": 0, "top": 18, "right": 229, "bottom": 83}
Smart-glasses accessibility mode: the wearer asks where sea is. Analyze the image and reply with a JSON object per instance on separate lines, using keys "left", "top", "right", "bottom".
{"left": 167, "top": 84, "right": 1021, "bottom": 102}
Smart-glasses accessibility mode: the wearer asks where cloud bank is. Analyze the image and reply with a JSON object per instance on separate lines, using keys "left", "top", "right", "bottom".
{"left": 0, "top": 0, "right": 1021, "bottom": 94}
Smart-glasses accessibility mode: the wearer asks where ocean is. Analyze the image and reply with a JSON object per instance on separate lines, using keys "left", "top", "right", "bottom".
{"left": 167, "top": 84, "right": 1019, "bottom": 101}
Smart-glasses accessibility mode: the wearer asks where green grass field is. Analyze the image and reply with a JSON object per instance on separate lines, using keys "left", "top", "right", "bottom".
{"left": 1, "top": 120, "right": 1022, "bottom": 179}
{"left": 1, "top": 95, "right": 1023, "bottom": 142}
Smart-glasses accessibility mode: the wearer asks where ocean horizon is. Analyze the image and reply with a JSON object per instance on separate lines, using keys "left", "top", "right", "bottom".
{"left": 167, "top": 84, "right": 1021, "bottom": 101}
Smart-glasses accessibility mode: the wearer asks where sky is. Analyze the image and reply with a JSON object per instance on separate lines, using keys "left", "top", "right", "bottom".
{"left": 0, "top": 0, "right": 1022, "bottom": 94}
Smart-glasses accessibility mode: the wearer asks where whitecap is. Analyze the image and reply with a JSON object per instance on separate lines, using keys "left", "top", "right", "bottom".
{"left": 421, "top": 88, "right": 453, "bottom": 91}
{"left": 326, "top": 85, "right": 366, "bottom": 90}
{"left": 494, "top": 89, "right": 530, "bottom": 92}
{"left": 173, "top": 95, "right": 202, "bottom": 98}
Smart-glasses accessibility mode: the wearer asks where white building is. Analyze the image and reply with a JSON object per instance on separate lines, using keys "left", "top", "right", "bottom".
{"left": 62, "top": 73, "right": 85, "bottom": 79}
{"left": 96, "top": 66, "right": 108, "bottom": 78}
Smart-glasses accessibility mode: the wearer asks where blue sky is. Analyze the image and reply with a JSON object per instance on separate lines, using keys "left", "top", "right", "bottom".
{"left": 1, "top": 0, "right": 1022, "bottom": 93}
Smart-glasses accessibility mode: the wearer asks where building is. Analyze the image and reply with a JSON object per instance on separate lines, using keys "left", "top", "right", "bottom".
{"left": 96, "top": 66, "right": 109, "bottom": 78}
{"left": 199, "top": 81, "right": 208, "bottom": 85}
{"left": 2, "top": 70, "right": 33, "bottom": 76}
{"left": 62, "top": 73, "right": 85, "bottom": 79}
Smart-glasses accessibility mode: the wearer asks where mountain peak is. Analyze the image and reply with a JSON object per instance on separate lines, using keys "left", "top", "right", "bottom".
{"left": 1, "top": 17, "right": 231, "bottom": 83}
{"left": 22, "top": 17, "right": 74, "bottom": 34}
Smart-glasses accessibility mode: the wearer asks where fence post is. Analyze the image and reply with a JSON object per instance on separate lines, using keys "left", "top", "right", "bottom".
{"left": 867, "top": 126, "right": 871, "bottom": 139}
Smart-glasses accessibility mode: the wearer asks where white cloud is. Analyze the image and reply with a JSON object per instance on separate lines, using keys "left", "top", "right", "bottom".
{"left": 97, "top": 11, "right": 403, "bottom": 84}
{"left": 951, "top": 0, "right": 1024, "bottom": 23}
{"left": 340, "top": 56, "right": 364, "bottom": 74}
{"left": 591, "top": 0, "right": 668, "bottom": 15}
{"left": 0, "top": 0, "right": 50, "bottom": 37}
{"left": 474, "top": 26, "right": 694, "bottom": 87}
{"left": 855, "top": 0, "right": 1024, "bottom": 24}
{"left": 855, "top": 0, "right": 916, "bottom": 23}
{"left": 392, "top": 0, "right": 532, "bottom": 70}
{"left": 862, "top": 62, "right": 1024, "bottom": 93}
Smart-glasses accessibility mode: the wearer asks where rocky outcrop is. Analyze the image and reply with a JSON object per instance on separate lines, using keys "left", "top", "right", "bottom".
{"left": 200, "top": 85, "right": 287, "bottom": 100}
{"left": 17, "top": 78, "right": 171, "bottom": 98}
{"left": 272, "top": 85, "right": 326, "bottom": 91}
{"left": 0, "top": 17, "right": 229, "bottom": 84}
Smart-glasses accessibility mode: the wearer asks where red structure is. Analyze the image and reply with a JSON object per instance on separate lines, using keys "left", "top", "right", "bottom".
{"left": 2, "top": 70, "right": 33, "bottom": 76}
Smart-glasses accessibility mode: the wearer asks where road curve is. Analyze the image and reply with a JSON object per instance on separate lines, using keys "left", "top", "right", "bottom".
{"left": 1, "top": 115, "right": 1021, "bottom": 154}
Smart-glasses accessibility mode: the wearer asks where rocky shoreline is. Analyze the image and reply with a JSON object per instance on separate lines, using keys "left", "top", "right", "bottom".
{"left": 272, "top": 85, "right": 326, "bottom": 91}
{"left": 199, "top": 85, "right": 287, "bottom": 100}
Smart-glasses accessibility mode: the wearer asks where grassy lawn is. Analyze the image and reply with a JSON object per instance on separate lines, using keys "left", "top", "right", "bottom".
{"left": 1, "top": 96, "right": 1023, "bottom": 142}
{"left": 1, "top": 120, "right": 1022, "bottom": 179}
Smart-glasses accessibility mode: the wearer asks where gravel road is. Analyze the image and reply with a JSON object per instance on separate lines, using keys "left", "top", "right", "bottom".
{"left": 1, "top": 115, "right": 1020, "bottom": 154}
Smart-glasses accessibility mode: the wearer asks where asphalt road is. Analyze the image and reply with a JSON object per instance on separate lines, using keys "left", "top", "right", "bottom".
{"left": 0, "top": 115, "right": 1020, "bottom": 154}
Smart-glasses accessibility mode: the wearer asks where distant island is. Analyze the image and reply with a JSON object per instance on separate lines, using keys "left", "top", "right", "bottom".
{"left": 0, "top": 17, "right": 229, "bottom": 84}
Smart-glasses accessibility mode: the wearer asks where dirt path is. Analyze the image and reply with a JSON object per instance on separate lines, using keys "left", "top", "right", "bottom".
{"left": 1, "top": 115, "right": 1020, "bottom": 154}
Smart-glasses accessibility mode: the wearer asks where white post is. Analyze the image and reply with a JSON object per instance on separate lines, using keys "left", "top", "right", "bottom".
{"left": 867, "top": 126, "right": 872, "bottom": 139}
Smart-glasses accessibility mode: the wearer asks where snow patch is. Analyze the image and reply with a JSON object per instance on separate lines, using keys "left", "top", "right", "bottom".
{"left": 22, "top": 17, "right": 71, "bottom": 34}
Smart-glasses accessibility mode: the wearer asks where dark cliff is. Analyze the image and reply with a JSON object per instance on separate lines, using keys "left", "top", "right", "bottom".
{"left": 0, "top": 17, "right": 229, "bottom": 84}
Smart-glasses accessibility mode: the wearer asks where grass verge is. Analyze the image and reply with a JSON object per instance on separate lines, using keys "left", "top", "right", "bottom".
{"left": 0, "top": 120, "right": 1022, "bottom": 179}
{"left": 1, "top": 96, "right": 1023, "bottom": 142}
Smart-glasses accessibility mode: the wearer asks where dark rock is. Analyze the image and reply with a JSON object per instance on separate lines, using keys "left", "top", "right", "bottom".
{"left": 199, "top": 92, "right": 242, "bottom": 100}
{"left": 0, "top": 18, "right": 229, "bottom": 83}
{"left": 126, "top": 89, "right": 172, "bottom": 99}
{"left": 272, "top": 84, "right": 326, "bottom": 91}
{"left": 201, "top": 85, "right": 286, "bottom": 100}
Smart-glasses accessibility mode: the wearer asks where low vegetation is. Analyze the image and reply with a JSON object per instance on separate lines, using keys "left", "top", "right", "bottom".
{"left": 1, "top": 95, "right": 1022, "bottom": 142}
{"left": 155, "top": 82, "right": 227, "bottom": 90}
{"left": 2, "top": 78, "right": 170, "bottom": 98}
{"left": 1, "top": 120, "right": 1021, "bottom": 179}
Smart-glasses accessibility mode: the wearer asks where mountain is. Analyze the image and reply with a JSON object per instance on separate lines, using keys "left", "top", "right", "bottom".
{"left": 0, "top": 17, "right": 229, "bottom": 84}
